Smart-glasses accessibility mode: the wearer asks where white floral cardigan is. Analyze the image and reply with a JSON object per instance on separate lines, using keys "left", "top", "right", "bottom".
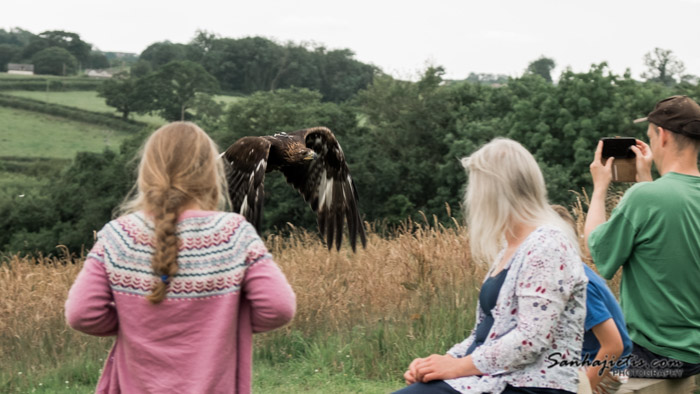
{"left": 445, "top": 226, "right": 588, "bottom": 393}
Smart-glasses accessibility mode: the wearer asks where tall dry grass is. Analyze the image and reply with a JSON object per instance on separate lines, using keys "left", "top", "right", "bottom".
{"left": 1, "top": 197, "right": 622, "bottom": 388}
{"left": 265, "top": 213, "right": 484, "bottom": 335}
{"left": 0, "top": 213, "right": 486, "bottom": 387}
{"left": 0, "top": 250, "right": 112, "bottom": 391}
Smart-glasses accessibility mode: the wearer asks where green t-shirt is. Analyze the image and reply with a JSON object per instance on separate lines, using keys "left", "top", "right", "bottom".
{"left": 588, "top": 172, "right": 700, "bottom": 363}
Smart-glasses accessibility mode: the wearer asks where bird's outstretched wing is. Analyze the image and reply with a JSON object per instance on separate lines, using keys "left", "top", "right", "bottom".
{"left": 221, "top": 137, "right": 270, "bottom": 230}
{"left": 281, "top": 127, "right": 367, "bottom": 251}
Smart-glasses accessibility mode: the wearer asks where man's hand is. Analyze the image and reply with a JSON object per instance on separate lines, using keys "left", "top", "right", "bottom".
{"left": 590, "top": 140, "right": 615, "bottom": 190}
{"left": 630, "top": 139, "right": 653, "bottom": 182}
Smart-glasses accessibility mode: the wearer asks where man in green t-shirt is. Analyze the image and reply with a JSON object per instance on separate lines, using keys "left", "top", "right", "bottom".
{"left": 584, "top": 95, "right": 700, "bottom": 379}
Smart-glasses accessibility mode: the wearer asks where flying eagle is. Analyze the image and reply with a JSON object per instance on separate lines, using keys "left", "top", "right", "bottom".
{"left": 222, "top": 127, "right": 367, "bottom": 252}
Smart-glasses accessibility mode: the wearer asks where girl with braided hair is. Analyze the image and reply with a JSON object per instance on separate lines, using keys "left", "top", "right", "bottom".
{"left": 65, "top": 122, "right": 296, "bottom": 393}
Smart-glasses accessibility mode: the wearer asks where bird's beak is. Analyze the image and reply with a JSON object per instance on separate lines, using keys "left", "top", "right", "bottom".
{"left": 304, "top": 151, "right": 318, "bottom": 161}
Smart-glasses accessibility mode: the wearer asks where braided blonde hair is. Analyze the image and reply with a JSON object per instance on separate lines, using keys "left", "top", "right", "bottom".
{"left": 119, "top": 122, "right": 229, "bottom": 303}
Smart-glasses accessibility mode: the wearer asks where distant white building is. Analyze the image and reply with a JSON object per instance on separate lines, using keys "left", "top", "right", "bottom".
{"left": 7, "top": 63, "right": 34, "bottom": 75}
{"left": 85, "top": 69, "right": 114, "bottom": 78}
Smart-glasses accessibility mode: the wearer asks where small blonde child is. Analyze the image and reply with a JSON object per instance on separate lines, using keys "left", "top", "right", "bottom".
{"left": 65, "top": 122, "right": 296, "bottom": 393}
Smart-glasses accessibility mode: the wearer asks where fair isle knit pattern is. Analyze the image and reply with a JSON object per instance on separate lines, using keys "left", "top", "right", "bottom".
{"left": 88, "top": 211, "right": 269, "bottom": 299}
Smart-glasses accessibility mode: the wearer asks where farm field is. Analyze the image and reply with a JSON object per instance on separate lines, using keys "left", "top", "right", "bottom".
{"left": 3, "top": 90, "right": 245, "bottom": 125}
{"left": 3, "top": 90, "right": 165, "bottom": 125}
{"left": 0, "top": 169, "right": 51, "bottom": 199}
{"left": 0, "top": 223, "right": 483, "bottom": 393}
{"left": 0, "top": 73, "right": 102, "bottom": 80}
{"left": 0, "top": 106, "right": 133, "bottom": 159}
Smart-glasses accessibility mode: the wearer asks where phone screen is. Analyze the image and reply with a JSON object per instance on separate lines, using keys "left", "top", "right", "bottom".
{"left": 602, "top": 138, "right": 636, "bottom": 159}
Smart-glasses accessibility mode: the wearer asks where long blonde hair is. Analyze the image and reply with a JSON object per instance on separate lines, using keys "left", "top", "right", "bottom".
{"left": 461, "top": 138, "right": 578, "bottom": 265}
{"left": 119, "top": 122, "right": 229, "bottom": 303}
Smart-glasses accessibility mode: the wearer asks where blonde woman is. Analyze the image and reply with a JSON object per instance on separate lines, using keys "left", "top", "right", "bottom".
{"left": 65, "top": 122, "right": 296, "bottom": 393}
{"left": 396, "top": 138, "right": 588, "bottom": 394}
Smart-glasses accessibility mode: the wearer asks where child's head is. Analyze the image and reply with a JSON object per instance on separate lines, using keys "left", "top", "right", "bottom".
{"left": 551, "top": 204, "right": 577, "bottom": 236}
{"left": 136, "top": 122, "right": 227, "bottom": 213}
{"left": 123, "top": 122, "right": 228, "bottom": 303}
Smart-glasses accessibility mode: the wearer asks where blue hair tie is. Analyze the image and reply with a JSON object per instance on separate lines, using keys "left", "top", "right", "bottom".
{"left": 161, "top": 274, "right": 170, "bottom": 285}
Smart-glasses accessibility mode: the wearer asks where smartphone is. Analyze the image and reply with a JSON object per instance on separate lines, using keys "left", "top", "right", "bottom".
{"left": 601, "top": 137, "right": 637, "bottom": 182}
{"left": 601, "top": 137, "right": 636, "bottom": 159}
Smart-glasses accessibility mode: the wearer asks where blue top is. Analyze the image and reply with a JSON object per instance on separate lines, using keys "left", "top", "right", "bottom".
{"left": 466, "top": 268, "right": 509, "bottom": 356}
{"left": 582, "top": 265, "right": 633, "bottom": 367}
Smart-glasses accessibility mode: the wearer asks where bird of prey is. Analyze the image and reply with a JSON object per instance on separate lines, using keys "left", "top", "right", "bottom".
{"left": 222, "top": 127, "right": 367, "bottom": 252}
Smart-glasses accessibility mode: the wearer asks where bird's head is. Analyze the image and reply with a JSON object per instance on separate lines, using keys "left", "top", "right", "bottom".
{"left": 303, "top": 149, "right": 318, "bottom": 161}
{"left": 286, "top": 143, "right": 318, "bottom": 163}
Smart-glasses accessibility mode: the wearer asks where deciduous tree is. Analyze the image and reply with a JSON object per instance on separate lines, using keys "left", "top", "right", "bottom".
{"left": 140, "top": 60, "right": 219, "bottom": 121}
{"left": 526, "top": 56, "right": 556, "bottom": 83}
{"left": 31, "top": 47, "right": 78, "bottom": 75}
{"left": 0, "top": 43, "right": 20, "bottom": 71}
{"left": 642, "top": 48, "right": 685, "bottom": 86}
{"left": 97, "top": 72, "right": 146, "bottom": 119}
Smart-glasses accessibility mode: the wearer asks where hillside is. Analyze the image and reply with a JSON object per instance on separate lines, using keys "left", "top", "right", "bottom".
{"left": 3, "top": 90, "right": 165, "bottom": 124}
{"left": 0, "top": 73, "right": 245, "bottom": 206}
{"left": 0, "top": 106, "right": 133, "bottom": 159}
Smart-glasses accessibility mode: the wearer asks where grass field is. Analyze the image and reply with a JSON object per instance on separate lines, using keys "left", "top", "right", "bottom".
{"left": 3, "top": 90, "right": 165, "bottom": 125}
{"left": 0, "top": 73, "right": 98, "bottom": 80}
{"left": 1, "top": 218, "right": 484, "bottom": 393}
{"left": 3, "top": 90, "right": 244, "bottom": 125}
{"left": 0, "top": 170, "right": 50, "bottom": 200}
{"left": 0, "top": 106, "right": 133, "bottom": 160}
{"left": 0, "top": 195, "right": 674, "bottom": 394}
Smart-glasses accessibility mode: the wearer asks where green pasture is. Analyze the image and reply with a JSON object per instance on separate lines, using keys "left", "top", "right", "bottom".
{"left": 3, "top": 90, "right": 165, "bottom": 125}
{"left": 3, "top": 360, "right": 398, "bottom": 394}
{"left": 0, "top": 73, "right": 90, "bottom": 80}
{"left": 3, "top": 90, "right": 244, "bottom": 125}
{"left": 0, "top": 170, "right": 49, "bottom": 199}
{"left": 0, "top": 106, "right": 132, "bottom": 160}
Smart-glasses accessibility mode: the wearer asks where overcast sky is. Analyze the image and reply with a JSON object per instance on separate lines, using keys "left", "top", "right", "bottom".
{"left": 3, "top": 0, "right": 699, "bottom": 81}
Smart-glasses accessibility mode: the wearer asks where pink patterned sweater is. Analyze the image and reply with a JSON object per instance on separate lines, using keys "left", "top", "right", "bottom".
{"left": 65, "top": 210, "right": 296, "bottom": 394}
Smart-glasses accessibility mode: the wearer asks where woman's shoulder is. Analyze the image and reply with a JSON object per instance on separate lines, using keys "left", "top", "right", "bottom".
{"left": 521, "top": 225, "right": 582, "bottom": 265}
{"left": 528, "top": 225, "right": 574, "bottom": 246}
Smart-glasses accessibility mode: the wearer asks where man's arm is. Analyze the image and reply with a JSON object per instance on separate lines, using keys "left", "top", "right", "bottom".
{"left": 584, "top": 140, "right": 614, "bottom": 245}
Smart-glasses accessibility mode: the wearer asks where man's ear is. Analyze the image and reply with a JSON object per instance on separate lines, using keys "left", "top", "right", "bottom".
{"left": 658, "top": 127, "right": 670, "bottom": 147}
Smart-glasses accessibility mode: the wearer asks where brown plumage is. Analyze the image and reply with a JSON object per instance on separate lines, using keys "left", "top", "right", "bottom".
{"left": 222, "top": 127, "right": 367, "bottom": 252}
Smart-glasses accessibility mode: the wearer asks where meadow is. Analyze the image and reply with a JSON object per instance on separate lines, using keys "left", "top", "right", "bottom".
{"left": 2, "top": 90, "right": 244, "bottom": 125}
{"left": 0, "top": 106, "right": 132, "bottom": 159}
{"left": 0, "top": 203, "right": 612, "bottom": 393}
{"left": 0, "top": 215, "right": 483, "bottom": 393}
{"left": 3, "top": 90, "right": 165, "bottom": 125}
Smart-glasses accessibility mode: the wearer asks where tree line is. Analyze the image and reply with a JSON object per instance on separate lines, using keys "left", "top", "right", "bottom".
{"left": 3, "top": 52, "right": 699, "bottom": 255}
{"left": 1, "top": 28, "right": 377, "bottom": 104}
{"left": 0, "top": 29, "right": 110, "bottom": 74}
